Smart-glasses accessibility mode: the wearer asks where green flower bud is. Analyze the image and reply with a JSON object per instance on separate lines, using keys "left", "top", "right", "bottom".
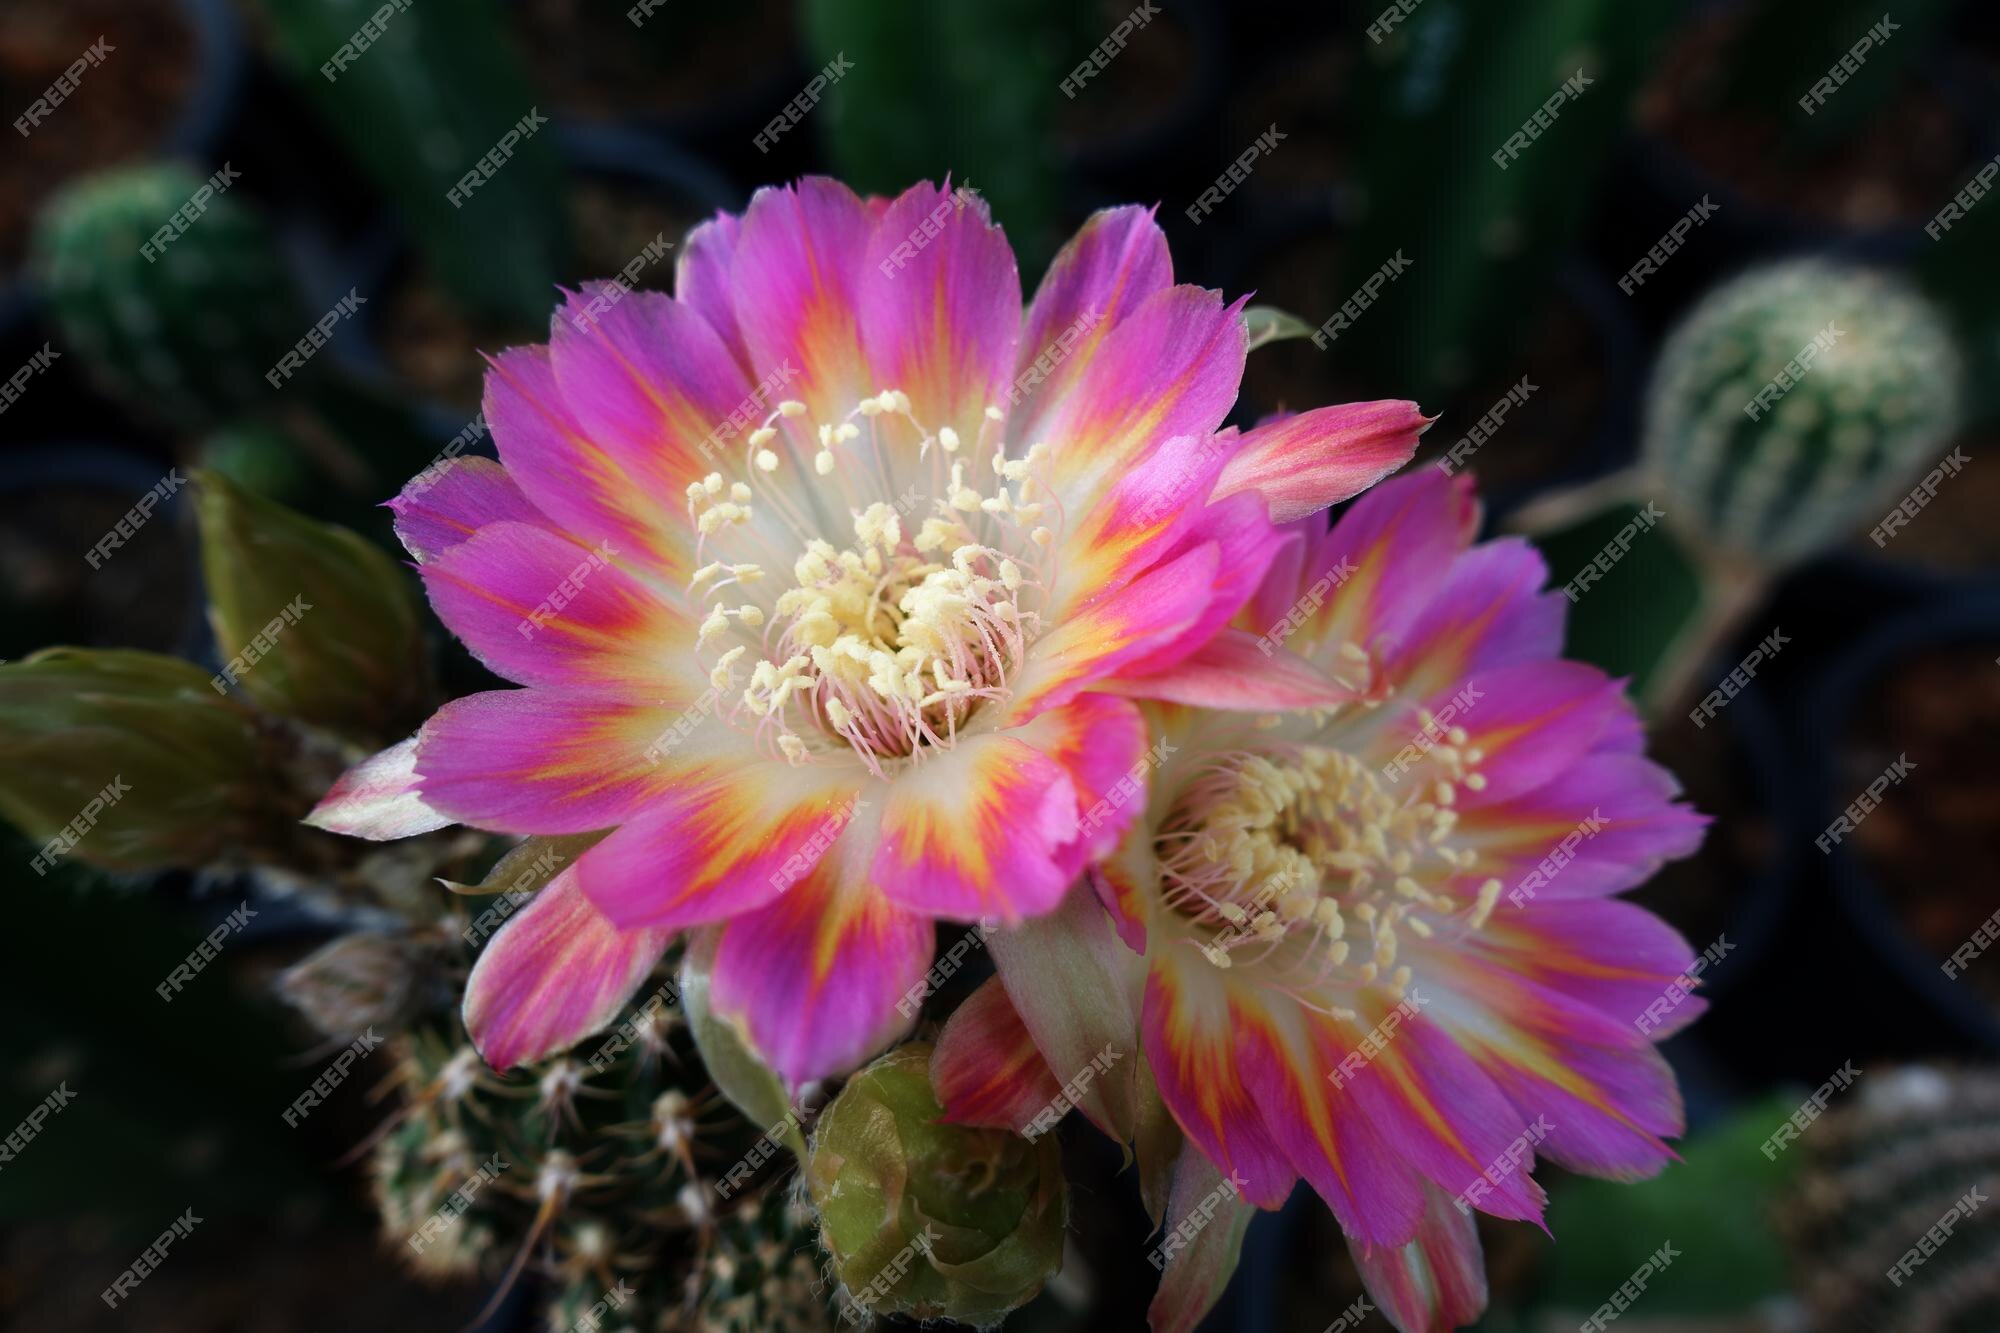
{"left": 0, "top": 648, "right": 286, "bottom": 873}
{"left": 194, "top": 469, "right": 431, "bottom": 743}
{"left": 806, "top": 1043, "right": 1065, "bottom": 1328}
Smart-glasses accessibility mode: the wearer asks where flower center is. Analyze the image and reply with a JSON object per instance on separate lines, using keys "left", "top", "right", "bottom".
{"left": 1153, "top": 740, "right": 1501, "bottom": 1014}
{"left": 686, "top": 389, "right": 1056, "bottom": 775}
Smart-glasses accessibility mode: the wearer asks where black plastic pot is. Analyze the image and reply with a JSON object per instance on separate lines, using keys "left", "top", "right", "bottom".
{"left": 0, "top": 441, "right": 207, "bottom": 661}
{"left": 0, "top": 0, "right": 248, "bottom": 344}
{"left": 333, "top": 119, "right": 739, "bottom": 447}
{"left": 1810, "top": 583, "right": 2000, "bottom": 1054}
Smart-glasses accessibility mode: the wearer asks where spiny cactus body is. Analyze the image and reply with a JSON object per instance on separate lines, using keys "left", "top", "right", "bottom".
{"left": 371, "top": 978, "right": 839, "bottom": 1332}
{"left": 1784, "top": 1065, "right": 2000, "bottom": 1332}
{"left": 1644, "top": 258, "right": 1963, "bottom": 564}
{"left": 35, "top": 164, "right": 311, "bottom": 425}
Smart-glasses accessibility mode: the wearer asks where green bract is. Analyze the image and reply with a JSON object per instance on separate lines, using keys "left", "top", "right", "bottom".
{"left": 807, "top": 1042, "right": 1066, "bottom": 1328}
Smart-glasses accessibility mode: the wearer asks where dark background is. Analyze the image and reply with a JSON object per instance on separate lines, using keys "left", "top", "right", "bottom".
{"left": 2, "top": 0, "right": 1997, "bottom": 1329}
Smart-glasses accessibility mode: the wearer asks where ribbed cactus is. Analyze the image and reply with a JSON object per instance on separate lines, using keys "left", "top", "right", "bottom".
{"left": 253, "top": 0, "right": 568, "bottom": 326}
{"left": 370, "top": 984, "right": 838, "bottom": 1332}
{"left": 1782, "top": 1065, "right": 2000, "bottom": 1332}
{"left": 34, "top": 164, "right": 311, "bottom": 426}
{"left": 1643, "top": 258, "right": 1963, "bottom": 564}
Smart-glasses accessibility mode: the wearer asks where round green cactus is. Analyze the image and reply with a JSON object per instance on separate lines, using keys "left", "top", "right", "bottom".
{"left": 1642, "top": 258, "right": 1963, "bottom": 564}
{"left": 806, "top": 1042, "right": 1066, "bottom": 1328}
{"left": 34, "top": 163, "right": 312, "bottom": 426}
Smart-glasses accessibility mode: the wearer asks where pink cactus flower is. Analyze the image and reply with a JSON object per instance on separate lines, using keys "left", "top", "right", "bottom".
{"left": 933, "top": 468, "right": 1711, "bottom": 1332}
{"left": 308, "top": 178, "right": 1427, "bottom": 1088}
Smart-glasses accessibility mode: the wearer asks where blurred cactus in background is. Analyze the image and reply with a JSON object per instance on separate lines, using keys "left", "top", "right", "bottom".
{"left": 1515, "top": 256, "right": 1963, "bottom": 705}
{"left": 807, "top": 1042, "right": 1066, "bottom": 1327}
{"left": 1644, "top": 258, "right": 1962, "bottom": 565}
{"left": 35, "top": 163, "right": 309, "bottom": 426}
{"left": 1338, "top": 0, "right": 1677, "bottom": 403}
{"left": 252, "top": 0, "right": 569, "bottom": 327}
{"left": 1783, "top": 1065, "right": 2000, "bottom": 1331}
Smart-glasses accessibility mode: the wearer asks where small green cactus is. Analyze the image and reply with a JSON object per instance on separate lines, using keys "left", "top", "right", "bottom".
{"left": 370, "top": 980, "right": 839, "bottom": 1332}
{"left": 1782, "top": 1065, "right": 2000, "bottom": 1332}
{"left": 1644, "top": 257, "right": 1963, "bottom": 564}
{"left": 34, "top": 164, "right": 312, "bottom": 426}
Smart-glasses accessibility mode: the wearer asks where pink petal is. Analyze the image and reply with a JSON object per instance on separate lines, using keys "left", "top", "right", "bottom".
{"left": 1113, "top": 626, "right": 1357, "bottom": 712}
{"left": 389, "top": 456, "right": 550, "bottom": 564}
{"left": 1013, "top": 205, "right": 1173, "bottom": 446}
{"left": 413, "top": 688, "right": 708, "bottom": 835}
{"left": 1373, "top": 660, "right": 1627, "bottom": 807}
{"left": 727, "top": 178, "right": 875, "bottom": 424}
{"left": 1290, "top": 468, "right": 1479, "bottom": 662}
{"left": 1347, "top": 1184, "right": 1489, "bottom": 1333}
{"left": 931, "top": 974, "right": 1063, "bottom": 1134}
{"left": 1054, "top": 431, "right": 1238, "bottom": 616}
{"left": 1458, "top": 753, "right": 1708, "bottom": 901}
{"left": 1140, "top": 961, "right": 1304, "bottom": 1211}
{"left": 1011, "top": 539, "right": 1219, "bottom": 721}
{"left": 1423, "top": 939, "right": 1688, "bottom": 1181}
{"left": 709, "top": 830, "right": 931, "bottom": 1088}
{"left": 1213, "top": 401, "right": 1430, "bottom": 524}
{"left": 305, "top": 736, "right": 453, "bottom": 840}
{"left": 858, "top": 181, "right": 1022, "bottom": 445}
{"left": 1382, "top": 537, "right": 1566, "bottom": 703}
{"left": 576, "top": 764, "right": 867, "bottom": 932}
{"left": 1116, "top": 491, "right": 1294, "bottom": 681}
{"left": 548, "top": 286, "right": 765, "bottom": 497}
{"left": 461, "top": 865, "right": 673, "bottom": 1071}
{"left": 1011, "top": 691, "right": 1153, "bottom": 877}
{"left": 483, "top": 345, "right": 695, "bottom": 585}
{"left": 675, "top": 210, "right": 749, "bottom": 371}
{"left": 872, "top": 733, "right": 1078, "bottom": 923}
{"left": 1483, "top": 898, "right": 1710, "bottom": 1039}
{"left": 1033, "top": 285, "right": 1247, "bottom": 517}
{"left": 418, "top": 519, "right": 691, "bottom": 695}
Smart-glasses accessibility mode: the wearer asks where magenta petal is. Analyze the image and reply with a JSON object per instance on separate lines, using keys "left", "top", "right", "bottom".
{"left": 575, "top": 769, "right": 866, "bottom": 931}
{"left": 549, "top": 286, "right": 765, "bottom": 495}
{"left": 675, "top": 209, "right": 749, "bottom": 371}
{"left": 1114, "top": 627, "right": 1357, "bottom": 712}
{"left": 306, "top": 736, "right": 453, "bottom": 840}
{"left": 728, "top": 177, "right": 875, "bottom": 422}
{"left": 1384, "top": 537, "right": 1566, "bottom": 702}
{"left": 483, "top": 345, "right": 680, "bottom": 580}
{"left": 858, "top": 181, "right": 1022, "bottom": 442}
{"left": 1490, "top": 898, "right": 1710, "bottom": 1038}
{"left": 1115, "top": 494, "right": 1293, "bottom": 681}
{"left": 389, "top": 456, "right": 550, "bottom": 564}
{"left": 1013, "top": 539, "right": 1220, "bottom": 722}
{"left": 709, "top": 835, "right": 931, "bottom": 1089}
{"left": 1300, "top": 468, "right": 1479, "bottom": 660}
{"left": 1035, "top": 284, "right": 1248, "bottom": 515}
{"left": 1396, "top": 659, "right": 1626, "bottom": 807}
{"left": 1012, "top": 691, "right": 1152, "bottom": 878}
{"left": 1347, "top": 1184, "right": 1489, "bottom": 1333}
{"left": 872, "top": 733, "right": 1078, "bottom": 923}
{"left": 1461, "top": 753, "right": 1709, "bottom": 900}
{"left": 462, "top": 866, "right": 673, "bottom": 1071}
{"left": 418, "top": 519, "right": 689, "bottom": 695}
{"left": 414, "top": 688, "right": 698, "bottom": 835}
{"left": 1014, "top": 204, "right": 1173, "bottom": 443}
{"left": 1214, "top": 400, "right": 1429, "bottom": 524}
